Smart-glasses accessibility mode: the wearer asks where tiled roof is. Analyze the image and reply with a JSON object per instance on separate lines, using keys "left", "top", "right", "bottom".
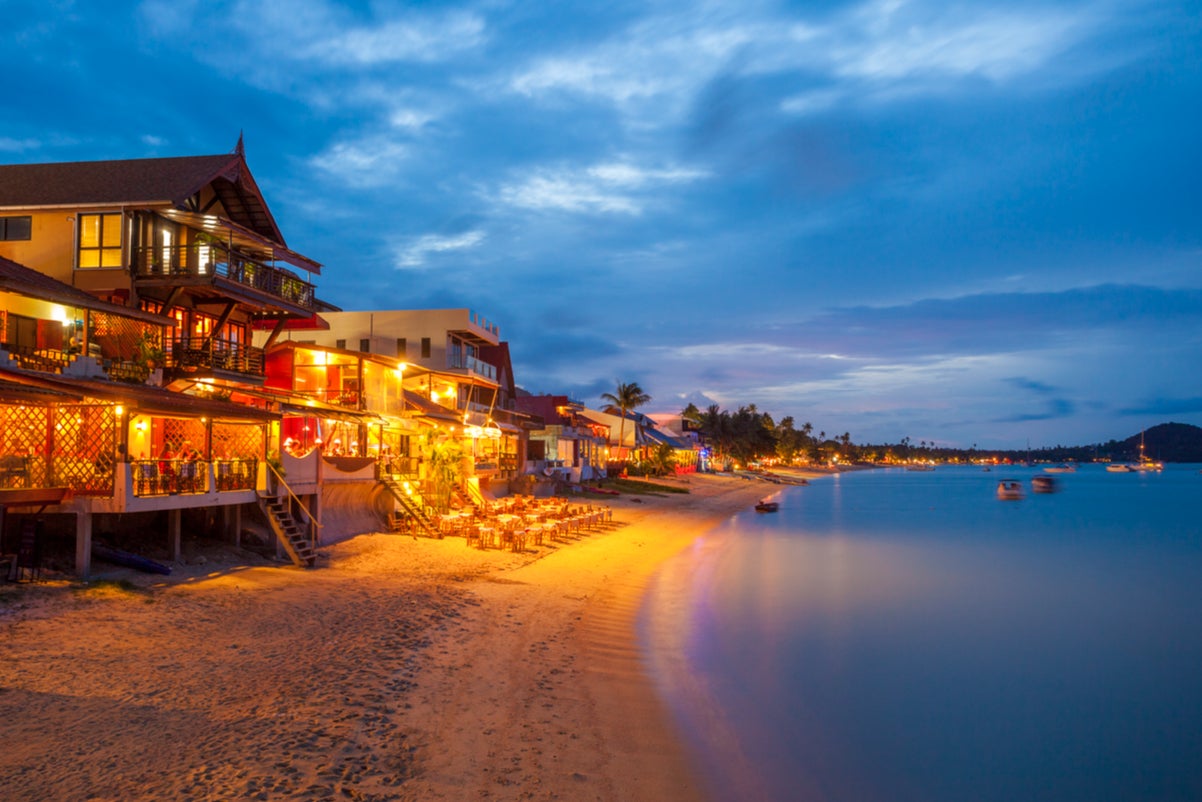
{"left": 0, "top": 152, "right": 285, "bottom": 244}
{"left": 0, "top": 153, "right": 238, "bottom": 208}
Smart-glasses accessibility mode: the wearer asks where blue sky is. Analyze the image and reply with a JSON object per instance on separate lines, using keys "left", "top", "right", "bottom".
{"left": 4, "top": 0, "right": 1201, "bottom": 448}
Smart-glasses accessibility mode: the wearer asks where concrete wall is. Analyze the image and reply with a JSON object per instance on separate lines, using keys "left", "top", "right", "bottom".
{"left": 317, "top": 480, "right": 391, "bottom": 545}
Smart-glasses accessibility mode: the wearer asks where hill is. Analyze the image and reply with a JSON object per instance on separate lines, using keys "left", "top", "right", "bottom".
{"left": 1118, "top": 422, "right": 1202, "bottom": 463}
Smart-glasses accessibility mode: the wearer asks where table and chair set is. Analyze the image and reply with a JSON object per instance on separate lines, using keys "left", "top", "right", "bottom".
{"left": 432, "top": 496, "right": 613, "bottom": 552}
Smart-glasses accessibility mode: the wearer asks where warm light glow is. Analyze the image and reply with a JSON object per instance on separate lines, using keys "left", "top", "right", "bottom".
{"left": 114, "top": 405, "right": 124, "bottom": 417}
{"left": 135, "top": 420, "right": 147, "bottom": 432}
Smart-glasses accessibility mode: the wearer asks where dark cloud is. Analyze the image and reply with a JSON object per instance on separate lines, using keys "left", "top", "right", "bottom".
{"left": 1119, "top": 397, "right": 1202, "bottom": 416}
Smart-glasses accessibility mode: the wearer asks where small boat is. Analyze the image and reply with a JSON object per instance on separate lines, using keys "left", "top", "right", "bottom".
{"left": 1043, "top": 464, "right": 1075, "bottom": 473}
{"left": 92, "top": 543, "right": 172, "bottom": 575}
{"left": 905, "top": 463, "right": 935, "bottom": 471}
{"left": 754, "top": 501, "right": 779, "bottom": 512}
{"left": 1031, "top": 476, "right": 1058, "bottom": 493}
{"left": 996, "top": 480, "right": 1024, "bottom": 500}
{"left": 1106, "top": 463, "right": 1136, "bottom": 473}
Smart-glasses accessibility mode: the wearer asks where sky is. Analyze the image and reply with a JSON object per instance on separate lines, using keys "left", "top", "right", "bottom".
{"left": 4, "top": 0, "right": 1201, "bottom": 449}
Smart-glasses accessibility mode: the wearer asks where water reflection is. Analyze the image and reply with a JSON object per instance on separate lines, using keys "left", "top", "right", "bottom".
{"left": 649, "top": 466, "right": 1202, "bottom": 802}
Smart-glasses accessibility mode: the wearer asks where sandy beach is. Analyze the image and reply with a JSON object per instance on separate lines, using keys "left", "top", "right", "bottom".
{"left": 0, "top": 472, "right": 782, "bottom": 801}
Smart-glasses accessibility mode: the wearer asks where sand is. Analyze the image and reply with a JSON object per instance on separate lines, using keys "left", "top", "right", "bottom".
{"left": 0, "top": 472, "right": 785, "bottom": 801}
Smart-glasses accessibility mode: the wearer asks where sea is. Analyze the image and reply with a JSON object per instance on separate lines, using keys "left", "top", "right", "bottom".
{"left": 641, "top": 464, "right": 1202, "bottom": 802}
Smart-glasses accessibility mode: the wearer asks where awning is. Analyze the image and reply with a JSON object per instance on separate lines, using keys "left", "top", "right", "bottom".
{"left": 402, "top": 390, "right": 462, "bottom": 423}
{"left": 0, "top": 368, "right": 277, "bottom": 421}
{"left": 159, "top": 209, "right": 322, "bottom": 274}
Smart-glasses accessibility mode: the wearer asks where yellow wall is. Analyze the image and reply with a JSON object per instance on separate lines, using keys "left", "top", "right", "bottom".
{"left": 0, "top": 210, "right": 77, "bottom": 279}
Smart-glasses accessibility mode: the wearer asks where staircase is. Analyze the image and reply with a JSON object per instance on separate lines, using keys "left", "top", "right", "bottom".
{"left": 464, "top": 481, "right": 487, "bottom": 509}
{"left": 379, "top": 475, "right": 439, "bottom": 537}
{"left": 259, "top": 464, "right": 319, "bottom": 568}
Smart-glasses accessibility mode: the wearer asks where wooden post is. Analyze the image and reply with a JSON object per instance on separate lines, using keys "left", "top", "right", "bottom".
{"left": 169, "top": 508, "right": 181, "bottom": 561}
{"left": 75, "top": 511, "right": 93, "bottom": 579}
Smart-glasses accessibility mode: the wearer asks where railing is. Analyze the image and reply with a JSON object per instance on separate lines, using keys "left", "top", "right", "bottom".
{"left": 132, "top": 244, "right": 315, "bottom": 310}
{"left": 4, "top": 345, "right": 71, "bottom": 374}
{"left": 448, "top": 353, "right": 497, "bottom": 381}
{"left": 168, "top": 337, "right": 264, "bottom": 377}
{"left": 264, "top": 459, "right": 321, "bottom": 546}
{"left": 377, "top": 455, "right": 420, "bottom": 478}
{"left": 129, "top": 457, "right": 256, "bottom": 497}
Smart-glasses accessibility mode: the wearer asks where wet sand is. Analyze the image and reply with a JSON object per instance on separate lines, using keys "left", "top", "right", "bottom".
{"left": 0, "top": 473, "right": 784, "bottom": 801}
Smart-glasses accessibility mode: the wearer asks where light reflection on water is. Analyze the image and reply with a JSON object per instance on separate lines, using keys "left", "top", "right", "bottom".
{"left": 644, "top": 465, "right": 1202, "bottom": 802}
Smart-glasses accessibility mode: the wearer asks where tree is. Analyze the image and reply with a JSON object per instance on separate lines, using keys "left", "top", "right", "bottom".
{"left": 600, "top": 381, "right": 651, "bottom": 461}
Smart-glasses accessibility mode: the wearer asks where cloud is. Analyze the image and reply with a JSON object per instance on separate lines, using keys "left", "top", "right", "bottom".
{"left": 304, "top": 11, "right": 486, "bottom": 65}
{"left": 1119, "top": 397, "right": 1202, "bottom": 416}
{"left": 308, "top": 137, "right": 410, "bottom": 187}
{"left": 495, "top": 160, "right": 707, "bottom": 215}
{"left": 0, "top": 137, "right": 41, "bottom": 153}
{"left": 395, "top": 230, "right": 486, "bottom": 269}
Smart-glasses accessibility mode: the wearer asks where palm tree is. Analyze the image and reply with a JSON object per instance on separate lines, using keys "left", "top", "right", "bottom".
{"left": 600, "top": 381, "right": 651, "bottom": 461}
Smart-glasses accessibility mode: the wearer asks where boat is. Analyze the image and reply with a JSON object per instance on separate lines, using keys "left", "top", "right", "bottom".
{"left": 1106, "top": 463, "right": 1136, "bottom": 473}
{"left": 1031, "top": 476, "right": 1058, "bottom": 493}
{"left": 996, "top": 480, "right": 1024, "bottom": 500}
{"left": 92, "top": 543, "right": 172, "bottom": 575}
{"left": 905, "top": 463, "right": 936, "bottom": 472}
{"left": 754, "top": 501, "right": 779, "bottom": 512}
{"left": 1132, "top": 430, "right": 1164, "bottom": 471}
{"left": 1043, "top": 464, "right": 1075, "bottom": 473}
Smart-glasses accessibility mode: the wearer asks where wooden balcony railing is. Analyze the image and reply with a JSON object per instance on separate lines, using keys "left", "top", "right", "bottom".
{"left": 168, "top": 337, "right": 264, "bottom": 377}
{"left": 132, "top": 244, "right": 315, "bottom": 311}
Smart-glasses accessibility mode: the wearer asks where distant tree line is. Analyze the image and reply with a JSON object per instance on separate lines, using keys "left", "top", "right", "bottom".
{"left": 678, "top": 406, "right": 1202, "bottom": 466}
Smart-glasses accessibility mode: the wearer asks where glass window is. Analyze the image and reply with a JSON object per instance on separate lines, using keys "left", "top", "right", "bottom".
{"left": 359, "top": 338, "right": 370, "bottom": 353}
{"left": 335, "top": 338, "right": 346, "bottom": 350}
{"left": 421, "top": 337, "right": 431, "bottom": 358}
{"left": 396, "top": 338, "right": 406, "bottom": 358}
{"left": 78, "top": 213, "right": 123, "bottom": 268}
{"left": 0, "top": 216, "right": 32, "bottom": 241}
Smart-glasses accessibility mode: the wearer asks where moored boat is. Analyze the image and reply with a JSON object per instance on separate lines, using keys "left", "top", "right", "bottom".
{"left": 1106, "top": 463, "right": 1136, "bottom": 473}
{"left": 996, "top": 480, "right": 1024, "bottom": 500}
{"left": 1043, "top": 464, "right": 1075, "bottom": 473}
{"left": 1031, "top": 476, "right": 1058, "bottom": 493}
{"left": 754, "top": 500, "right": 779, "bottom": 512}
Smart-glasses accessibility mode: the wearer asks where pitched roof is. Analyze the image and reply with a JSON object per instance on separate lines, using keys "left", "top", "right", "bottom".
{"left": 0, "top": 255, "right": 173, "bottom": 326}
{"left": 0, "top": 152, "right": 286, "bottom": 245}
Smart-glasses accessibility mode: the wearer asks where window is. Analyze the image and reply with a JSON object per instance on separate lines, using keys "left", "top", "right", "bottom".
{"left": 335, "top": 338, "right": 346, "bottom": 350}
{"left": 78, "top": 213, "right": 123, "bottom": 268}
{"left": 396, "top": 337, "right": 406, "bottom": 358}
{"left": 0, "top": 216, "right": 31, "bottom": 241}
{"left": 359, "top": 338, "right": 370, "bottom": 353}
{"left": 421, "top": 337, "right": 431, "bottom": 358}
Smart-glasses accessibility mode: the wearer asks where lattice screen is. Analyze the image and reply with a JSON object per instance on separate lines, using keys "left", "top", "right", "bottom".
{"left": 89, "top": 310, "right": 159, "bottom": 361}
{"left": 0, "top": 404, "right": 49, "bottom": 488}
{"left": 49, "top": 403, "right": 116, "bottom": 495}
{"left": 162, "top": 418, "right": 208, "bottom": 455}
{"left": 212, "top": 422, "right": 265, "bottom": 459}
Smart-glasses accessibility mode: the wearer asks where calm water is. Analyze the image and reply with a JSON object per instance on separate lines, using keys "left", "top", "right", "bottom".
{"left": 643, "top": 465, "right": 1202, "bottom": 802}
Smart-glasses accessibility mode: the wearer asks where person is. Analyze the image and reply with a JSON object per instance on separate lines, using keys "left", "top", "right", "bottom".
{"left": 158, "top": 443, "right": 176, "bottom": 493}
{"left": 67, "top": 336, "right": 81, "bottom": 356}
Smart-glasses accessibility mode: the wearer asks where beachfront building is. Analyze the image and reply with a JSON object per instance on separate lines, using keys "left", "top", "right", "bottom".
{"left": 516, "top": 394, "right": 609, "bottom": 482}
{"left": 264, "top": 309, "right": 529, "bottom": 492}
{"left": 0, "top": 144, "right": 329, "bottom": 577}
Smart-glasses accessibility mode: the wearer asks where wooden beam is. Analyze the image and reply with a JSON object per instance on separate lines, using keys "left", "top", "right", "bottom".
{"left": 261, "top": 317, "right": 288, "bottom": 350}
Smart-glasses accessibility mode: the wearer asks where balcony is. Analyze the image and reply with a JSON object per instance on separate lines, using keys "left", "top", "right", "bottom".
{"left": 447, "top": 353, "right": 497, "bottom": 381}
{"left": 132, "top": 244, "right": 316, "bottom": 314}
{"left": 168, "top": 337, "right": 264, "bottom": 379}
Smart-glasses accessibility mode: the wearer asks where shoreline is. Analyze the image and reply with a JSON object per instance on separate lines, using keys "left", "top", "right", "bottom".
{"left": 0, "top": 472, "right": 806, "bottom": 800}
